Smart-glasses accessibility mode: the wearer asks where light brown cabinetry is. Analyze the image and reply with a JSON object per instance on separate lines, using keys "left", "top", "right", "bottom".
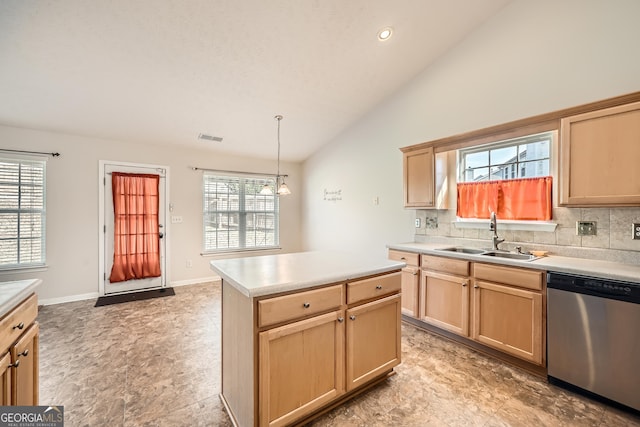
{"left": 402, "top": 146, "right": 434, "bottom": 208}
{"left": 388, "top": 250, "right": 420, "bottom": 317}
{"left": 259, "top": 311, "right": 344, "bottom": 427}
{"left": 472, "top": 263, "right": 544, "bottom": 365}
{"left": 560, "top": 101, "right": 640, "bottom": 206}
{"left": 0, "top": 293, "right": 39, "bottom": 406}
{"left": 420, "top": 255, "right": 470, "bottom": 336}
{"left": 345, "top": 293, "right": 401, "bottom": 391}
{"left": 222, "top": 271, "right": 402, "bottom": 427}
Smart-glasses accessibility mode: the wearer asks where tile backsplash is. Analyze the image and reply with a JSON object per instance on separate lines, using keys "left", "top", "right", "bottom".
{"left": 414, "top": 207, "right": 640, "bottom": 265}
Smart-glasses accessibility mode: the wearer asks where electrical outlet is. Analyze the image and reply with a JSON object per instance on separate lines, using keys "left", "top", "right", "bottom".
{"left": 415, "top": 218, "right": 421, "bottom": 228}
{"left": 576, "top": 221, "right": 597, "bottom": 236}
{"left": 171, "top": 215, "right": 183, "bottom": 224}
{"left": 632, "top": 223, "right": 640, "bottom": 240}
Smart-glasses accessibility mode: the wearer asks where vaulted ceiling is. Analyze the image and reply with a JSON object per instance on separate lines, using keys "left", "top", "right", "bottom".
{"left": 0, "top": 0, "right": 511, "bottom": 161}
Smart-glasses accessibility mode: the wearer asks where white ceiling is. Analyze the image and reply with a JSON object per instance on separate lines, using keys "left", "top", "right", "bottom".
{"left": 0, "top": 0, "right": 511, "bottom": 162}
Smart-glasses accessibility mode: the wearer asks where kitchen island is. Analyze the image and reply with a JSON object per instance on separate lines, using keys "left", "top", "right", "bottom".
{"left": 210, "top": 251, "right": 405, "bottom": 427}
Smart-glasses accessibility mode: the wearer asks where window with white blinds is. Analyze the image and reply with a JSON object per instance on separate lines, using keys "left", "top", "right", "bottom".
{"left": 0, "top": 156, "right": 46, "bottom": 268}
{"left": 203, "top": 173, "right": 279, "bottom": 253}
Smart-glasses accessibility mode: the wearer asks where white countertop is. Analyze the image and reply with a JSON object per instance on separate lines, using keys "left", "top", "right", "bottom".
{"left": 0, "top": 279, "right": 42, "bottom": 318}
{"left": 210, "top": 251, "right": 405, "bottom": 298}
{"left": 388, "top": 242, "right": 640, "bottom": 284}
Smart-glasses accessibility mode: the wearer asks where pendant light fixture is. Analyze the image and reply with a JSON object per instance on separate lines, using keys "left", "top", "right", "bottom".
{"left": 275, "top": 115, "right": 291, "bottom": 196}
{"left": 259, "top": 114, "right": 290, "bottom": 196}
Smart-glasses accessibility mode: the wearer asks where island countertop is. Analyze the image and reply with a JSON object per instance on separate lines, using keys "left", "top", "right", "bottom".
{"left": 0, "top": 278, "right": 42, "bottom": 318}
{"left": 210, "top": 251, "right": 405, "bottom": 298}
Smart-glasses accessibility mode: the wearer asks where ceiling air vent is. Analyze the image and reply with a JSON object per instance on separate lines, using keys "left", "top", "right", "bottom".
{"left": 198, "top": 133, "right": 223, "bottom": 142}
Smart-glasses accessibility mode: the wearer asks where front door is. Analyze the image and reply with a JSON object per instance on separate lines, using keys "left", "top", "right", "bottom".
{"left": 102, "top": 162, "right": 167, "bottom": 295}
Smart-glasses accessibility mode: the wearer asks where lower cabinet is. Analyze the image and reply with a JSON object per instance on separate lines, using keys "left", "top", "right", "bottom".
{"left": 346, "top": 294, "right": 401, "bottom": 391}
{"left": 259, "top": 311, "right": 345, "bottom": 427}
{"left": 472, "top": 263, "right": 544, "bottom": 365}
{"left": 421, "top": 270, "right": 469, "bottom": 336}
{"left": 420, "top": 255, "right": 470, "bottom": 337}
{"left": 0, "top": 294, "right": 39, "bottom": 406}
{"left": 388, "top": 250, "right": 420, "bottom": 317}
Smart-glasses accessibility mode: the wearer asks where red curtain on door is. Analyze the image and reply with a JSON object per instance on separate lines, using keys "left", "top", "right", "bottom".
{"left": 457, "top": 176, "right": 552, "bottom": 221}
{"left": 109, "top": 172, "right": 161, "bottom": 283}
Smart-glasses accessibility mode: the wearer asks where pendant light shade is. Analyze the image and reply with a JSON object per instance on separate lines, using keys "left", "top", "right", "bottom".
{"left": 277, "top": 179, "right": 291, "bottom": 195}
{"left": 259, "top": 183, "right": 273, "bottom": 195}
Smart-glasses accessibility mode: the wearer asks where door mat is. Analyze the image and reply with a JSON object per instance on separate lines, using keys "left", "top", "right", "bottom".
{"left": 94, "top": 287, "right": 175, "bottom": 307}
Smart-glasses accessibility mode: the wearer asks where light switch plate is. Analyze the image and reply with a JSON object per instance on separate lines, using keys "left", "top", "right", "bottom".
{"left": 415, "top": 218, "right": 421, "bottom": 228}
{"left": 576, "top": 221, "right": 597, "bottom": 236}
{"left": 633, "top": 223, "right": 640, "bottom": 240}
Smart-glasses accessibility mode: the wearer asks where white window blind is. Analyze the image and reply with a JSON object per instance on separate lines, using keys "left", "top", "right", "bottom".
{"left": 203, "top": 174, "right": 279, "bottom": 253}
{"left": 0, "top": 156, "right": 46, "bottom": 268}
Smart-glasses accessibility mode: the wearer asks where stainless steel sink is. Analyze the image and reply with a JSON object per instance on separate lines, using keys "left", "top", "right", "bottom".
{"left": 436, "top": 247, "right": 487, "bottom": 255}
{"left": 481, "top": 251, "right": 538, "bottom": 261}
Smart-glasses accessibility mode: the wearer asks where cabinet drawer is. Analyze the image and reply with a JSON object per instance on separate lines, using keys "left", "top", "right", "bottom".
{"left": 421, "top": 255, "right": 469, "bottom": 276}
{"left": 473, "top": 263, "right": 543, "bottom": 291}
{"left": 258, "top": 285, "right": 344, "bottom": 328}
{"left": 0, "top": 293, "right": 37, "bottom": 354}
{"left": 347, "top": 272, "right": 401, "bottom": 305}
{"left": 388, "top": 250, "right": 419, "bottom": 266}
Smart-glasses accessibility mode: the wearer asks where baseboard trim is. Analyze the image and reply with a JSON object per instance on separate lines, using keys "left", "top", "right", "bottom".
{"left": 39, "top": 292, "right": 100, "bottom": 306}
{"left": 170, "top": 276, "right": 220, "bottom": 287}
{"left": 38, "top": 278, "right": 221, "bottom": 306}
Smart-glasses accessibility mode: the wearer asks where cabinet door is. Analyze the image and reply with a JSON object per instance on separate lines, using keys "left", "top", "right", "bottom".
{"left": 403, "top": 147, "right": 434, "bottom": 208}
{"left": 11, "top": 322, "right": 38, "bottom": 406}
{"left": 0, "top": 352, "right": 11, "bottom": 405}
{"left": 560, "top": 101, "right": 640, "bottom": 206}
{"left": 346, "top": 294, "right": 401, "bottom": 391}
{"left": 472, "top": 281, "right": 543, "bottom": 365}
{"left": 421, "top": 270, "right": 469, "bottom": 336}
{"left": 401, "top": 267, "right": 420, "bottom": 318}
{"left": 259, "top": 311, "right": 344, "bottom": 427}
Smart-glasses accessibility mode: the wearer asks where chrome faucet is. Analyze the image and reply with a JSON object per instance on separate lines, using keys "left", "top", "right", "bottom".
{"left": 490, "top": 211, "right": 505, "bottom": 251}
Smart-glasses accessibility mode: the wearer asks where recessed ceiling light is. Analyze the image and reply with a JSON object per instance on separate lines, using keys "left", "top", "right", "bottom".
{"left": 377, "top": 27, "right": 393, "bottom": 41}
{"left": 198, "top": 133, "right": 223, "bottom": 142}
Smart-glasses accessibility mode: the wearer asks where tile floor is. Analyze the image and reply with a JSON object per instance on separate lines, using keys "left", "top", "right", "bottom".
{"left": 38, "top": 282, "right": 640, "bottom": 427}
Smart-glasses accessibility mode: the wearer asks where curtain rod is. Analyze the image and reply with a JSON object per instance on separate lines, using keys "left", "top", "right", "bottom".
{"left": 191, "top": 166, "right": 287, "bottom": 178}
{"left": 0, "top": 148, "right": 60, "bottom": 157}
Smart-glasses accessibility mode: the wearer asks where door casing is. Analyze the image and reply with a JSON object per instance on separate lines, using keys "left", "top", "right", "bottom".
{"left": 98, "top": 160, "right": 171, "bottom": 296}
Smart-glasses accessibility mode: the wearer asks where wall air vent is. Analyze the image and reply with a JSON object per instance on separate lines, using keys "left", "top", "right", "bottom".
{"left": 198, "top": 133, "right": 223, "bottom": 142}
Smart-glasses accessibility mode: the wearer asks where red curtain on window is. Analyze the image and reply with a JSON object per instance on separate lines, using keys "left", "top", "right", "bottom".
{"left": 457, "top": 176, "right": 552, "bottom": 221}
{"left": 109, "top": 173, "right": 161, "bottom": 283}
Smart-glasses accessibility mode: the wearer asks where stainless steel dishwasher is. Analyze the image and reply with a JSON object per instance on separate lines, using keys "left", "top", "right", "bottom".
{"left": 547, "top": 272, "right": 640, "bottom": 412}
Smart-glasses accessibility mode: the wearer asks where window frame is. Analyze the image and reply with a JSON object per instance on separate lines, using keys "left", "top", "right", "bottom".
{"left": 0, "top": 154, "right": 47, "bottom": 270}
{"left": 458, "top": 131, "right": 552, "bottom": 183}
{"left": 202, "top": 172, "right": 280, "bottom": 254}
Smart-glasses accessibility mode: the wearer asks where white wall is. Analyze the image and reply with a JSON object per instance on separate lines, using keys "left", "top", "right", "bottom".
{"left": 302, "top": 0, "right": 640, "bottom": 257}
{"left": 0, "top": 125, "right": 302, "bottom": 303}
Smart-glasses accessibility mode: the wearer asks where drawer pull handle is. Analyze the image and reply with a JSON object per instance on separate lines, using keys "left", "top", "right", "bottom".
{"left": 474, "top": 285, "right": 479, "bottom": 289}
{"left": 18, "top": 349, "right": 29, "bottom": 357}
{"left": 350, "top": 315, "right": 356, "bottom": 321}
{"left": 337, "top": 317, "right": 344, "bottom": 323}
{"left": 303, "top": 302, "right": 310, "bottom": 308}
{"left": 462, "top": 282, "right": 468, "bottom": 287}
{"left": 8, "top": 360, "right": 19, "bottom": 368}
{"left": 13, "top": 322, "right": 24, "bottom": 330}
{"left": 376, "top": 285, "right": 383, "bottom": 290}
{"left": 400, "top": 257, "right": 406, "bottom": 260}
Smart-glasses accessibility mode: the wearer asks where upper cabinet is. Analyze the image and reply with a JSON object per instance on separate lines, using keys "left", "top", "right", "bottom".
{"left": 560, "top": 101, "right": 640, "bottom": 206}
{"left": 402, "top": 146, "right": 434, "bottom": 208}
{"left": 401, "top": 147, "right": 449, "bottom": 209}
